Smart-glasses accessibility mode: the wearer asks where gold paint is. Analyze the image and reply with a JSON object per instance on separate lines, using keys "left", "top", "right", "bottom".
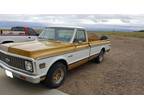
{"left": 74, "top": 42, "right": 90, "bottom": 51}
{"left": 90, "top": 40, "right": 110, "bottom": 46}
{"left": 8, "top": 40, "right": 76, "bottom": 59}
{"left": 6, "top": 40, "right": 110, "bottom": 60}
{"left": 68, "top": 54, "right": 99, "bottom": 70}
{"left": 68, "top": 58, "right": 89, "bottom": 70}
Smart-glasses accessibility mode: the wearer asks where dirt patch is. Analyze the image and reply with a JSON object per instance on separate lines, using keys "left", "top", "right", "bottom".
{"left": 59, "top": 36, "right": 144, "bottom": 95}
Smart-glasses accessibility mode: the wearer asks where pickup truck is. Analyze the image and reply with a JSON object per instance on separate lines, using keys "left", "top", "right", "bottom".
{"left": 0, "top": 27, "right": 38, "bottom": 44}
{"left": 0, "top": 26, "right": 111, "bottom": 88}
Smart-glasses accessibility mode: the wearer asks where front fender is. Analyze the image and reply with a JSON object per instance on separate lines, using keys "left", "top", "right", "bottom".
{"left": 35, "top": 55, "right": 68, "bottom": 76}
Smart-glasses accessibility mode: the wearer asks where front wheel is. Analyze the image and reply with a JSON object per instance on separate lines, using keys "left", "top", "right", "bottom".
{"left": 95, "top": 50, "right": 105, "bottom": 63}
{"left": 44, "top": 62, "right": 67, "bottom": 88}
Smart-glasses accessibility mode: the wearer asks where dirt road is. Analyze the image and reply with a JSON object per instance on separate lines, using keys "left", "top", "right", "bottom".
{"left": 59, "top": 36, "right": 144, "bottom": 95}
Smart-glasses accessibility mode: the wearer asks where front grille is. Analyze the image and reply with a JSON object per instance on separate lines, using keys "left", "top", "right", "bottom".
{"left": 0, "top": 51, "right": 33, "bottom": 72}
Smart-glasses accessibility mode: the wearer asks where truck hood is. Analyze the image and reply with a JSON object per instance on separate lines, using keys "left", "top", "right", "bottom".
{"left": 0, "top": 40, "right": 75, "bottom": 59}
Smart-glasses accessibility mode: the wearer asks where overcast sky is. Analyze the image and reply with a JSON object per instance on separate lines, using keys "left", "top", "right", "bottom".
{"left": 0, "top": 14, "right": 144, "bottom": 27}
{"left": 0, "top": 0, "right": 144, "bottom": 28}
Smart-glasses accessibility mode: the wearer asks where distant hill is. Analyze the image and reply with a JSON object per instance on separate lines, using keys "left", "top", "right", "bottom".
{"left": 137, "top": 30, "right": 144, "bottom": 32}
{"left": 82, "top": 24, "right": 136, "bottom": 32}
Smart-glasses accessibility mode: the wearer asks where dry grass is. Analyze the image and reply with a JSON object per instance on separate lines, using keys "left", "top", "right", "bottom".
{"left": 89, "top": 31, "right": 144, "bottom": 38}
{"left": 1, "top": 28, "right": 144, "bottom": 38}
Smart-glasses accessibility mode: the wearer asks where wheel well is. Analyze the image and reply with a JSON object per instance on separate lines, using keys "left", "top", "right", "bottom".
{"left": 2, "top": 41, "right": 14, "bottom": 44}
{"left": 51, "top": 59, "right": 68, "bottom": 70}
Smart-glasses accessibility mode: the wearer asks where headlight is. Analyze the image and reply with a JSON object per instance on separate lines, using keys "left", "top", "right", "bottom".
{"left": 25, "top": 61, "right": 33, "bottom": 72}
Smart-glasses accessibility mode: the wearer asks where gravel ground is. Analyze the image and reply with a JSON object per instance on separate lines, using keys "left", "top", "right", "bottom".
{"left": 59, "top": 36, "right": 144, "bottom": 95}
{"left": 0, "top": 68, "right": 66, "bottom": 95}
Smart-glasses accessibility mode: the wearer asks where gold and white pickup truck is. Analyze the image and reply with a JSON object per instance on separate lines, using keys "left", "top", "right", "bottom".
{"left": 0, "top": 26, "right": 111, "bottom": 88}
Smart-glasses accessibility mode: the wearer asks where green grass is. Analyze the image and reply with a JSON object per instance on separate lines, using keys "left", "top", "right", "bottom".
{"left": 89, "top": 32, "right": 144, "bottom": 38}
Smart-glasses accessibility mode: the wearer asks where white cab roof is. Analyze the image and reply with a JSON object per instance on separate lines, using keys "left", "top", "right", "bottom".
{"left": 46, "top": 25, "right": 85, "bottom": 29}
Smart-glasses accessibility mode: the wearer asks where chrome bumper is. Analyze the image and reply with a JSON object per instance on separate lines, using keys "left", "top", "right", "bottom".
{"left": 0, "top": 62, "right": 41, "bottom": 84}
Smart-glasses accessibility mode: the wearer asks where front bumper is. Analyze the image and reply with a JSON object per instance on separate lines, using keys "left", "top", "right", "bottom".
{"left": 0, "top": 62, "right": 41, "bottom": 84}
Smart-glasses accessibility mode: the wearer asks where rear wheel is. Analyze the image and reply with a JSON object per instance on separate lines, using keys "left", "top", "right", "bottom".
{"left": 44, "top": 62, "right": 67, "bottom": 88}
{"left": 96, "top": 50, "right": 105, "bottom": 63}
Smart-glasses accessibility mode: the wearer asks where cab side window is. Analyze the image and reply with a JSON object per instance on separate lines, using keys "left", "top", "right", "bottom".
{"left": 74, "top": 30, "right": 86, "bottom": 43}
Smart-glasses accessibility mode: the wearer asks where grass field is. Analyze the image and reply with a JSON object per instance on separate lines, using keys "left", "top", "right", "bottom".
{"left": 90, "top": 32, "right": 144, "bottom": 38}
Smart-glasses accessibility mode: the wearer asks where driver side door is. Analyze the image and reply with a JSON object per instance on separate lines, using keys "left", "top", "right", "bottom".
{"left": 68, "top": 29, "right": 90, "bottom": 69}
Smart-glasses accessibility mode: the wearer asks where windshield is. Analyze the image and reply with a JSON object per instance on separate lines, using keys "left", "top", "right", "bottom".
{"left": 39, "top": 28, "right": 74, "bottom": 42}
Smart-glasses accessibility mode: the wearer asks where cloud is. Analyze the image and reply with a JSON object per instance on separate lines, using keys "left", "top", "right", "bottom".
{"left": 0, "top": 14, "right": 144, "bottom": 27}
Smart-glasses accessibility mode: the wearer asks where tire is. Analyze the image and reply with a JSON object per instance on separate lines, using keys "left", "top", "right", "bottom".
{"left": 44, "top": 62, "right": 67, "bottom": 88}
{"left": 95, "top": 50, "right": 105, "bottom": 63}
